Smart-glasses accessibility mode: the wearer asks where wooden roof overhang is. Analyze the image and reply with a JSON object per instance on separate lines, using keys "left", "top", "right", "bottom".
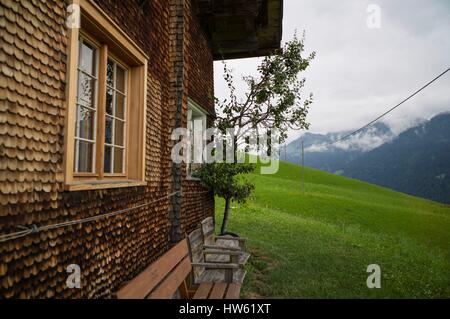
{"left": 196, "top": 0, "right": 284, "bottom": 60}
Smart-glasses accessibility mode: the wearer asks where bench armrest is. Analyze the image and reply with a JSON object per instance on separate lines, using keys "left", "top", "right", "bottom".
{"left": 191, "top": 262, "right": 241, "bottom": 269}
{"left": 203, "top": 244, "right": 242, "bottom": 251}
{"left": 203, "top": 249, "right": 242, "bottom": 256}
{"left": 191, "top": 262, "right": 242, "bottom": 283}
{"left": 215, "top": 236, "right": 247, "bottom": 242}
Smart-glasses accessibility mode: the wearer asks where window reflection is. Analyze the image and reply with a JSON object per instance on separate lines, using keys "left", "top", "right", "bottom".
{"left": 74, "top": 37, "right": 98, "bottom": 173}
{"left": 103, "top": 59, "right": 127, "bottom": 174}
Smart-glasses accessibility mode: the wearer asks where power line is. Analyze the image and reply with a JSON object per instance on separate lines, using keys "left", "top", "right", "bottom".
{"left": 324, "top": 67, "right": 450, "bottom": 147}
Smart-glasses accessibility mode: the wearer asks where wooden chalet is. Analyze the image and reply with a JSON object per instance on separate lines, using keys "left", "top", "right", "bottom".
{"left": 0, "top": 0, "right": 283, "bottom": 298}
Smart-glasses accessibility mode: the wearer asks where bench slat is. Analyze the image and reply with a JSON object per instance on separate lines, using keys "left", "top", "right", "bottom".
{"left": 209, "top": 283, "right": 227, "bottom": 299}
{"left": 188, "top": 228, "right": 203, "bottom": 243}
{"left": 193, "top": 283, "right": 213, "bottom": 299}
{"left": 225, "top": 283, "right": 241, "bottom": 299}
{"left": 201, "top": 217, "right": 215, "bottom": 234}
{"left": 148, "top": 256, "right": 192, "bottom": 299}
{"left": 117, "top": 240, "right": 189, "bottom": 299}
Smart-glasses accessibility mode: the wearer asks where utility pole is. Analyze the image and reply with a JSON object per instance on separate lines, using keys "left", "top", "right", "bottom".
{"left": 301, "top": 138, "right": 305, "bottom": 194}
{"left": 284, "top": 143, "right": 287, "bottom": 161}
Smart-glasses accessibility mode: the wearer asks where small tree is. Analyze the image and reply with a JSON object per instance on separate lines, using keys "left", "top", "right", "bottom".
{"left": 196, "top": 34, "right": 314, "bottom": 235}
{"left": 194, "top": 163, "right": 254, "bottom": 235}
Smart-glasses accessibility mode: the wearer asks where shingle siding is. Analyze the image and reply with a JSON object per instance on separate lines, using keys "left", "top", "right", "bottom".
{"left": 0, "top": 0, "right": 214, "bottom": 298}
{"left": 181, "top": 0, "right": 215, "bottom": 236}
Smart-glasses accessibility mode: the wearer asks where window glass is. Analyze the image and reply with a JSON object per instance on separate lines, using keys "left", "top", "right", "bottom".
{"left": 106, "top": 60, "right": 114, "bottom": 88}
{"left": 77, "top": 107, "right": 95, "bottom": 140}
{"left": 77, "top": 73, "right": 96, "bottom": 107}
{"left": 187, "top": 103, "right": 206, "bottom": 177}
{"left": 116, "top": 65, "right": 126, "bottom": 93}
{"left": 193, "top": 118, "right": 204, "bottom": 164}
{"left": 115, "top": 120, "right": 125, "bottom": 146}
{"left": 79, "top": 41, "right": 95, "bottom": 74}
{"left": 77, "top": 140, "right": 94, "bottom": 173}
{"left": 74, "top": 37, "right": 98, "bottom": 173}
{"left": 106, "top": 88, "right": 114, "bottom": 115}
{"left": 105, "top": 116, "right": 113, "bottom": 144}
{"left": 114, "top": 148, "right": 124, "bottom": 173}
{"left": 103, "top": 58, "right": 127, "bottom": 174}
{"left": 115, "top": 93, "right": 126, "bottom": 119}
{"left": 104, "top": 145, "right": 112, "bottom": 174}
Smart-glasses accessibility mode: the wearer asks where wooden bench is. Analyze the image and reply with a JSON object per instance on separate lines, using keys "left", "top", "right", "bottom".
{"left": 116, "top": 239, "right": 241, "bottom": 299}
{"left": 200, "top": 217, "right": 250, "bottom": 266}
{"left": 188, "top": 229, "right": 248, "bottom": 284}
{"left": 201, "top": 217, "right": 248, "bottom": 251}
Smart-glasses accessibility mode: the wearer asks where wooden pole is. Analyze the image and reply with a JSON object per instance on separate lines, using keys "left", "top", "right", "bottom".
{"left": 301, "top": 138, "right": 305, "bottom": 194}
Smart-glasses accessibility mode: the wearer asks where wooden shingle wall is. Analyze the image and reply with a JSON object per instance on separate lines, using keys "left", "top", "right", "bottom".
{"left": 0, "top": 0, "right": 214, "bottom": 298}
{"left": 181, "top": 0, "right": 215, "bottom": 236}
{"left": 0, "top": 0, "right": 66, "bottom": 212}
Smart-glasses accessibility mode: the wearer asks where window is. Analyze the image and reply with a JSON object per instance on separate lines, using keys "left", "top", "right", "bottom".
{"left": 187, "top": 100, "right": 207, "bottom": 178}
{"left": 64, "top": 0, "right": 148, "bottom": 190}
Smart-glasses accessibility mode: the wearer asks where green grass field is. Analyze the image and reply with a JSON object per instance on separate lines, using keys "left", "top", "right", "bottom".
{"left": 215, "top": 160, "right": 450, "bottom": 298}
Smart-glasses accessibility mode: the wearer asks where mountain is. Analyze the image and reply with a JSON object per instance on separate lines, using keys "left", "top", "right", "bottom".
{"left": 285, "top": 122, "right": 394, "bottom": 173}
{"left": 343, "top": 112, "right": 450, "bottom": 204}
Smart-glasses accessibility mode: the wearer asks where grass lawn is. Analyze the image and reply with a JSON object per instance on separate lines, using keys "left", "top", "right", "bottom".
{"left": 214, "top": 160, "right": 450, "bottom": 298}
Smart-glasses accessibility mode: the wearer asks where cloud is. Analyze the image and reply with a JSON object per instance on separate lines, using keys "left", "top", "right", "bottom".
{"left": 332, "top": 129, "right": 394, "bottom": 152}
{"left": 214, "top": 0, "right": 450, "bottom": 141}
{"left": 305, "top": 123, "right": 395, "bottom": 153}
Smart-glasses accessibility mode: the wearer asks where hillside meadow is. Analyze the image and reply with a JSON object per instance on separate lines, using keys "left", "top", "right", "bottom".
{"left": 215, "top": 160, "right": 450, "bottom": 298}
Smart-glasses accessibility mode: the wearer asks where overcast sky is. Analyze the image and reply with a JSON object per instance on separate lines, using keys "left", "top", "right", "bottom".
{"left": 214, "top": 0, "right": 450, "bottom": 141}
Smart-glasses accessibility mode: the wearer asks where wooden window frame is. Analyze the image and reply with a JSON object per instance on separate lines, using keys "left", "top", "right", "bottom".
{"left": 64, "top": 0, "right": 148, "bottom": 191}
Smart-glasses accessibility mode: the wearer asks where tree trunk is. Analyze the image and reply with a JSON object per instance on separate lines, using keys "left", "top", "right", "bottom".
{"left": 221, "top": 197, "right": 231, "bottom": 235}
{"left": 233, "top": 136, "right": 238, "bottom": 164}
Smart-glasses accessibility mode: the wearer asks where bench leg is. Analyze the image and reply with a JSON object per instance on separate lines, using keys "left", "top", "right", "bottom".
{"left": 224, "top": 269, "right": 233, "bottom": 283}
{"left": 179, "top": 280, "right": 189, "bottom": 299}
